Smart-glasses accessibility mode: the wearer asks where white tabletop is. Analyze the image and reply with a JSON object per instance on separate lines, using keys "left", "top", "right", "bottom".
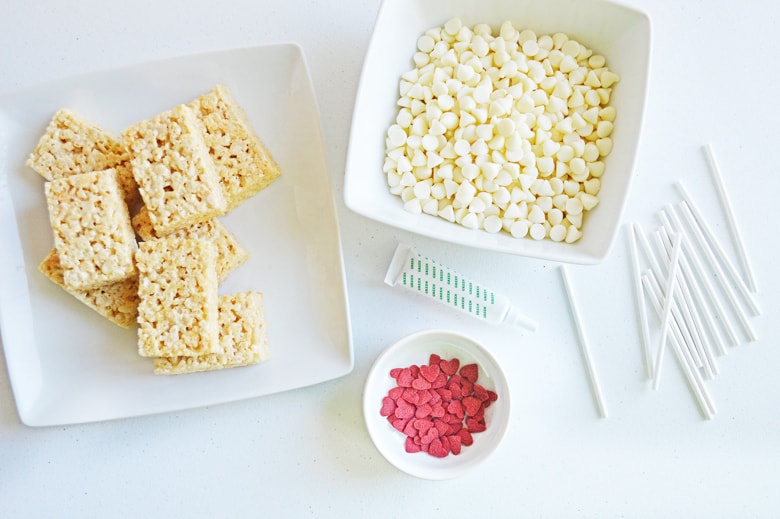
{"left": 1, "top": 0, "right": 778, "bottom": 516}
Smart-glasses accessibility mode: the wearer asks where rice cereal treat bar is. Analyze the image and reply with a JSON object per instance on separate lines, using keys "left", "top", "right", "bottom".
{"left": 44, "top": 168, "right": 137, "bottom": 291}
{"left": 112, "top": 161, "right": 144, "bottom": 214}
{"left": 154, "top": 292, "right": 269, "bottom": 375}
{"left": 123, "top": 104, "right": 226, "bottom": 236}
{"left": 38, "top": 249, "right": 139, "bottom": 328}
{"left": 26, "top": 108, "right": 141, "bottom": 210}
{"left": 135, "top": 237, "right": 220, "bottom": 358}
{"left": 131, "top": 206, "right": 248, "bottom": 282}
{"left": 188, "top": 85, "right": 281, "bottom": 211}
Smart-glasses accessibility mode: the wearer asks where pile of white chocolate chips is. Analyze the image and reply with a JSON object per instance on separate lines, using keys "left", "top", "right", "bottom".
{"left": 383, "top": 18, "right": 619, "bottom": 243}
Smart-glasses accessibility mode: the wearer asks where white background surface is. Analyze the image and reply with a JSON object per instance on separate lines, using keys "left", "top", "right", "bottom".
{"left": 1, "top": 0, "right": 778, "bottom": 516}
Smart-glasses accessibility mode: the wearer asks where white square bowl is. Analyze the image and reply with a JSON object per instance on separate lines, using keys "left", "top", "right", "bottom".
{"left": 344, "top": 0, "right": 651, "bottom": 264}
{"left": 0, "top": 44, "right": 353, "bottom": 426}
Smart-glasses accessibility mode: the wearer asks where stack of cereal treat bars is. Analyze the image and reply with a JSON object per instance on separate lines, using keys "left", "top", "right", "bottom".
{"left": 27, "top": 85, "right": 280, "bottom": 375}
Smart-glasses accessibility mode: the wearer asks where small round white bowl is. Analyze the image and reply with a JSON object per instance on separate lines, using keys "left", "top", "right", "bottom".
{"left": 363, "top": 329, "right": 510, "bottom": 480}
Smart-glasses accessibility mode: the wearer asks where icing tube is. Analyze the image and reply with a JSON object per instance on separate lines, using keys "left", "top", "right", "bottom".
{"left": 384, "top": 243, "right": 538, "bottom": 331}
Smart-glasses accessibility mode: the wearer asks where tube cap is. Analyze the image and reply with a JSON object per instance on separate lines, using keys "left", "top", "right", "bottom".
{"left": 504, "top": 305, "right": 539, "bottom": 331}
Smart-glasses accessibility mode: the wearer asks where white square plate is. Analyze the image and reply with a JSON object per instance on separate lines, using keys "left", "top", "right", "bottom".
{"left": 0, "top": 44, "right": 353, "bottom": 426}
{"left": 344, "top": 0, "right": 651, "bottom": 264}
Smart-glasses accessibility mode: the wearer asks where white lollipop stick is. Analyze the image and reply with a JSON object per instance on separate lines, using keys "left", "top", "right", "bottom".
{"left": 677, "top": 202, "right": 758, "bottom": 343}
{"left": 560, "top": 266, "right": 608, "bottom": 418}
{"left": 642, "top": 273, "right": 716, "bottom": 419}
{"left": 652, "top": 229, "right": 704, "bottom": 370}
{"left": 633, "top": 223, "right": 698, "bottom": 374}
{"left": 627, "top": 223, "right": 654, "bottom": 379}
{"left": 652, "top": 233, "right": 683, "bottom": 390}
{"left": 656, "top": 224, "right": 718, "bottom": 378}
{"left": 674, "top": 181, "right": 760, "bottom": 316}
{"left": 659, "top": 207, "right": 728, "bottom": 358}
{"left": 665, "top": 206, "right": 741, "bottom": 349}
{"left": 702, "top": 144, "right": 758, "bottom": 293}
{"left": 632, "top": 222, "right": 664, "bottom": 280}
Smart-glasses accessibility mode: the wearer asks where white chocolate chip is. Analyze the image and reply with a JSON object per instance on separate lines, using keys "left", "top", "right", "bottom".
{"left": 510, "top": 219, "right": 529, "bottom": 238}
{"left": 385, "top": 18, "right": 619, "bottom": 243}
{"left": 528, "top": 205, "right": 546, "bottom": 224}
{"left": 484, "top": 215, "right": 503, "bottom": 233}
{"left": 566, "top": 197, "right": 584, "bottom": 216}
{"left": 550, "top": 224, "right": 567, "bottom": 242}
{"left": 565, "top": 225, "right": 583, "bottom": 243}
{"left": 529, "top": 223, "right": 546, "bottom": 240}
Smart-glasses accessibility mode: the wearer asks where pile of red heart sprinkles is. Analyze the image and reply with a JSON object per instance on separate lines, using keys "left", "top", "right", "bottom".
{"left": 380, "top": 353, "right": 498, "bottom": 458}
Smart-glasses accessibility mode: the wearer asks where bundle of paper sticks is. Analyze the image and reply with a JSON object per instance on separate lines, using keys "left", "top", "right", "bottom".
{"left": 627, "top": 144, "right": 760, "bottom": 419}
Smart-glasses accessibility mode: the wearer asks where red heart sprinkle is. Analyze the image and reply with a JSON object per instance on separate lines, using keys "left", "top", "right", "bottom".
{"left": 430, "top": 404, "right": 446, "bottom": 418}
{"left": 428, "top": 438, "right": 448, "bottom": 458}
{"left": 439, "top": 358, "right": 460, "bottom": 376}
{"left": 440, "top": 435, "right": 451, "bottom": 454}
{"left": 394, "top": 399, "right": 415, "bottom": 419}
{"left": 473, "top": 383, "right": 489, "bottom": 402}
{"left": 419, "top": 363, "right": 440, "bottom": 382}
{"left": 403, "top": 419, "right": 418, "bottom": 437}
{"left": 447, "top": 399, "right": 464, "bottom": 419}
{"left": 459, "top": 363, "right": 478, "bottom": 383}
{"left": 458, "top": 429, "right": 474, "bottom": 446}
{"left": 462, "top": 396, "right": 482, "bottom": 417}
{"left": 443, "top": 412, "right": 461, "bottom": 425}
{"left": 448, "top": 434, "right": 462, "bottom": 455}
{"left": 433, "top": 418, "right": 449, "bottom": 435}
{"left": 415, "top": 403, "right": 432, "bottom": 419}
{"left": 380, "top": 397, "right": 396, "bottom": 417}
{"left": 397, "top": 368, "right": 414, "bottom": 387}
{"left": 391, "top": 417, "right": 409, "bottom": 433}
{"left": 402, "top": 388, "right": 420, "bottom": 406}
{"left": 381, "top": 354, "right": 497, "bottom": 459}
{"left": 412, "top": 377, "right": 432, "bottom": 390}
{"left": 413, "top": 418, "right": 433, "bottom": 434}
{"left": 466, "top": 418, "right": 486, "bottom": 433}
{"left": 420, "top": 426, "right": 439, "bottom": 445}
{"left": 405, "top": 436, "right": 422, "bottom": 453}
{"left": 436, "top": 388, "right": 452, "bottom": 402}
{"left": 388, "top": 386, "right": 403, "bottom": 400}
{"left": 431, "top": 372, "right": 448, "bottom": 389}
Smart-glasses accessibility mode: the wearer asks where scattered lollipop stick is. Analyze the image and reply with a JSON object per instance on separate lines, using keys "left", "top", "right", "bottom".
{"left": 674, "top": 181, "right": 760, "bottom": 316}
{"left": 632, "top": 222, "right": 665, "bottom": 281}
{"left": 702, "top": 144, "right": 758, "bottom": 293}
{"left": 627, "top": 223, "right": 654, "bottom": 380}
{"left": 665, "top": 205, "right": 741, "bottom": 348}
{"left": 559, "top": 265, "right": 607, "bottom": 419}
{"left": 676, "top": 202, "right": 758, "bottom": 342}
{"left": 653, "top": 230, "right": 703, "bottom": 367}
{"left": 624, "top": 159, "right": 759, "bottom": 419}
{"left": 652, "top": 232, "right": 683, "bottom": 390}
{"left": 634, "top": 222, "right": 698, "bottom": 377}
{"left": 642, "top": 272, "right": 716, "bottom": 419}
{"left": 656, "top": 224, "right": 718, "bottom": 379}
{"left": 659, "top": 207, "right": 728, "bottom": 358}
